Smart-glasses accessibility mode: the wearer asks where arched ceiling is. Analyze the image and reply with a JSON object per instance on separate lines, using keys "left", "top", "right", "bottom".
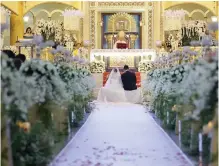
{"left": 166, "top": 3, "right": 214, "bottom": 21}
{"left": 0, "top": 1, "right": 82, "bottom": 16}
{"left": 27, "top": 2, "right": 73, "bottom": 18}
{"left": 23, "top": 1, "right": 81, "bottom": 15}
{"left": 163, "top": 1, "right": 218, "bottom": 15}
{"left": 1, "top": 2, "right": 19, "bottom": 15}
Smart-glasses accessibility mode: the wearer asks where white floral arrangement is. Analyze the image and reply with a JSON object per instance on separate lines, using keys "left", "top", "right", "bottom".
{"left": 90, "top": 60, "right": 105, "bottom": 73}
{"left": 138, "top": 60, "right": 153, "bottom": 72}
{"left": 78, "top": 47, "right": 89, "bottom": 60}
{"left": 34, "top": 19, "right": 64, "bottom": 43}
{"left": 20, "top": 59, "right": 69, "bottom": 105}
{"left": 55, "top": 62, "right": 95, "bottom": 100}
{"left": 74, "top": 69, "right": 96, "bottom": 98}
{"left": 1, "top": 54, "right": 34, "bottom": 113}
{"left": 142, "top": 46, "right": 218, "bottom": 120}
{"left": 178, "top": 57, "right": 218, "bottom": 119}
{"left": 63, "top": 31, "right": 76, "bottom": 45}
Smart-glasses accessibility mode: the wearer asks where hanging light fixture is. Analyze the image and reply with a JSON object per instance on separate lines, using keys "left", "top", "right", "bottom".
{"left": 62, "top": 8, "right": 84, "bottom": 31}
{"left": 211, "top": 16, "right": 218, "bottom": 22}
{"left": 23, "top": 16, "right": 29, "bottom": 22}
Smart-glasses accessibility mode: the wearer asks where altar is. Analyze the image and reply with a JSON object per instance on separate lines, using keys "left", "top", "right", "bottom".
{"left": 90, "top": 49, "right": 156, "bottom": 71}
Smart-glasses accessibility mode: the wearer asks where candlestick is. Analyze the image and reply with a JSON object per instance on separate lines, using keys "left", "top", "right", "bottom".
{"left": 167, "top": 111, "right": 169, "bottom": 124}
{"left": 199, "top": 133, "right": 202, "bottom": 152}
{"left": 179, "top": 120, "right": 181, "bottom": 147}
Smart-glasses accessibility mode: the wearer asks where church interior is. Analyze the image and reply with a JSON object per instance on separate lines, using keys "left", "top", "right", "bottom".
{"left": 1, "top": 1, "right": 218, "bottom": 94}
{"left": 1, "top": 1, "right": 218, "bottom": 166}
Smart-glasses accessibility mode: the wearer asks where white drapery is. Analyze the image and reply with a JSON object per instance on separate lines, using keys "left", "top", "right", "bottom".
{"left": 64, "top": 16, "right": 80, "bottom": 31}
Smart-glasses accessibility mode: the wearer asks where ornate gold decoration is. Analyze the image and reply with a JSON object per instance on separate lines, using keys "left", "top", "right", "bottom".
{"left": 148, "top": 2, "right": 153, "bottom": 49}
{"left": 90, "top": 10, "right": 95, "bottom": 49}
{"left": 90, "top": 1, "right": 96, "bottom": 7}
{"left": 98, "top": 2, "right": 145, "bottom": 7}
{"left": 108, "top": 12, "right": 137, "bottom": 32}
{"left": 80, "top": 18, "right": 83, "bottom": 40}
{"left": 160, "top": 3, "right": 163, "bottom": 40}
{"left": 89, "top": 1, "right": 146, "bottom": 48}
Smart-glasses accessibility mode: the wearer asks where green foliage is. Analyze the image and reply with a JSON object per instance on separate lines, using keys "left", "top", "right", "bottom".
{"left": 11, "top": 122, "right": 53, "bottom": 166}
{"left": 202, "top": 135, "right": 211, "bottom": 165}
{"left": 181, "top": 120, "right": 191, "bottom": 147}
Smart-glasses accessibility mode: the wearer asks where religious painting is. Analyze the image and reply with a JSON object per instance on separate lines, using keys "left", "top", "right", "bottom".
{"left": 102, "top": 13, "right": 141, "bottom": 49}
{"left": 116, "top": 20, "right": 128, "bottom": 31}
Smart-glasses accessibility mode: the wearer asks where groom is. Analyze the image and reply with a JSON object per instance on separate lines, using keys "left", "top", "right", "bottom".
{"left": 121, "top": 65, "right": 137, "bottom": 91}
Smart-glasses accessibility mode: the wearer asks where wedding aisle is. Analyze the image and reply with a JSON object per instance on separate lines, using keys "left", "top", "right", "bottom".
{"left": 51, "top": 102, "right": 193, "bottom": 166}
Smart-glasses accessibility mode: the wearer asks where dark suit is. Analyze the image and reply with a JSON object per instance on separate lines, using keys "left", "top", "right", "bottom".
{"left": 121, "top": 71, "right": 137, "bottom": 91}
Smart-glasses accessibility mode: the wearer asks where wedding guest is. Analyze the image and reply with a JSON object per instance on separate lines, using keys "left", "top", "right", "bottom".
{"left": 13, "top": 58, "right": 22, "bottom": 70}
{"left": 2, "top": 50, "right": 15, "bottom": 59}
{"left": 16, "top": 54, "right": 26, "bottom": 63}
{"left": 73, "top": 43, "right": 82, "bottom": 56}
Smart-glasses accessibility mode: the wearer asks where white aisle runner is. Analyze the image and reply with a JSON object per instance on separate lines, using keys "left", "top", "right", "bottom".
{"left": 51, "top": 103, "right": 193, "bottom": 166}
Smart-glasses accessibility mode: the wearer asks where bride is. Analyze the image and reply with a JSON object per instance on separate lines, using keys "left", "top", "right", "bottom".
{"left": 97, "top": 68, "right": 127, "bottom": 102}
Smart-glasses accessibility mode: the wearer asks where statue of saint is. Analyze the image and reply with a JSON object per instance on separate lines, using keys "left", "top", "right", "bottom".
{"left": 113, "top": 31, "right": 128, "bottom": 49}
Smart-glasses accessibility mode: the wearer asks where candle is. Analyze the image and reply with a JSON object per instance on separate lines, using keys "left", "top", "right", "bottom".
{"left": 178, "top": 120, "right": 181, "bottom": 132}
{"left": 71, "top": 111, "right": 74, "bottom": 122}
{"left": 179, "top": 120, "right": 181, "bottom": 147}
{"left": 199, "top": 133, "right": 202, "bottom": 152}
{"left": 167, "top": 111, "right": 169, "bottom": 124}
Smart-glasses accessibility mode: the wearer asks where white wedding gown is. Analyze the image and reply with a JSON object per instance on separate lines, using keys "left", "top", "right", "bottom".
{"left": 97, "top": 69, "right": 127, "bottom": 102}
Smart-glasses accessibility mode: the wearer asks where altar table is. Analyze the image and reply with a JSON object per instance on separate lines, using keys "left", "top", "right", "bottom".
{"left": 90, "top": 49, "right": 156, "bottom": 70}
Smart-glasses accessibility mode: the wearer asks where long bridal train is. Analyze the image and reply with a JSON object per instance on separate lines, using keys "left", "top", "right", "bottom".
{"left": 97, "top": 68, "right": 142, "bottom": 103}
{"left": 97, "top": 68, "right": 127, "bottom": 103}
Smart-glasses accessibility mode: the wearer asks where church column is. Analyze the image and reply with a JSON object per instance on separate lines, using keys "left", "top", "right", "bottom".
{"left": 10, "top": 2, "right": 24, "bottom": 45}
{"left": 153, "top": 2, "right": 161, "bottom": 48}
{"left": 83, "top": 2, "right": 90, "bottom": 42}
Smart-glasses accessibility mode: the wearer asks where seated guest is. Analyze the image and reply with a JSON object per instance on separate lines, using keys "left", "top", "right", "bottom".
{"left": 2, "top": 50, "right": 15, "bottom": 59}
{"left": 13, "top": 58, "right": 22, "bottom": 70}
{"left": 16, "top": 54, "right": 26, "bottom": 63}
{"left": 73, "top": 43, "right": 82, "bottom": 56}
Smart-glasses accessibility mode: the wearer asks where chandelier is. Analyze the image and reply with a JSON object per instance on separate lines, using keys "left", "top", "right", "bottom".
{"left": 62, "top": 9, "right": 84, "bottom": 17}
{"left": 62, "top": 9, "right": 84, "bottom": 31}
{"left": 164, "top": 9, "right": 186, "bottom": 19}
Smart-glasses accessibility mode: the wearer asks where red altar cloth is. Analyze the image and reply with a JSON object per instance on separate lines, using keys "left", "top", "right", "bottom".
{"left": 103, "top": 72, "right": 141, "bottom": 87}
{"left": 117, "top": 43, "right": 128, "bottom": 49}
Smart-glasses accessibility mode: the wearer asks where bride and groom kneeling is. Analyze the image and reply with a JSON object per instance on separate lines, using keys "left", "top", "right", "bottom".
{"left": 97, "top": 65, "right": 142, "bottom": 103}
